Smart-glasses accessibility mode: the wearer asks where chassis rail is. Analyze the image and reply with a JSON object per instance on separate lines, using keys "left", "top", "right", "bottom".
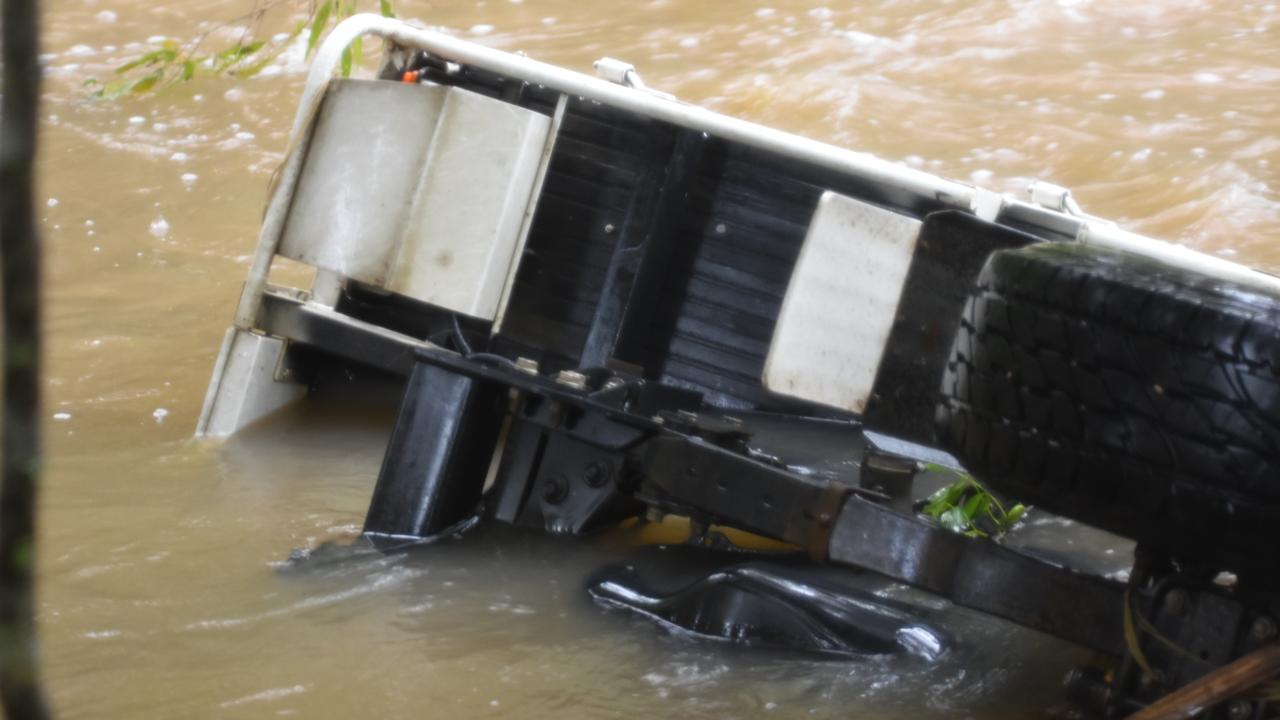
{"left": 364, "top": 348, "right": 1127, "bottom": 656}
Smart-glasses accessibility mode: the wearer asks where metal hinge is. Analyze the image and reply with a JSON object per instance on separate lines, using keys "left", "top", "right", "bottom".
{"left": 593, "top": 57, "right": 676, "bottom": 100}
{"left": 1027, "top": 181, "right": 1084, "bottom": 216}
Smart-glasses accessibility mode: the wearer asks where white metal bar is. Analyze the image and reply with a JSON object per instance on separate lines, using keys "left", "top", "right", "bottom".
{"left": 1082, "top": 223, "right": 1280, "bottom": 294}
{"left": 195, "top": 326, "right": 238, "bottom": 436}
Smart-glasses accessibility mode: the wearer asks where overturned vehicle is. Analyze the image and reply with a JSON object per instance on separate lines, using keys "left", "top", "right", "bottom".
{"left": 198, "top": 14, "right": 1280, "bottom": 718}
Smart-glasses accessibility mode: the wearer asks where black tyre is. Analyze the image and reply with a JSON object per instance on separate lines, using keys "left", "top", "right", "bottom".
{"left": 937, "top": 242, "right": 1280, "bottom": 568}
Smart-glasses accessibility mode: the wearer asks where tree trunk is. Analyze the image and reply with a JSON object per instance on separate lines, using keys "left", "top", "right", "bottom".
{"left": 0, "top": 0, "right": 53, "bottom": 716}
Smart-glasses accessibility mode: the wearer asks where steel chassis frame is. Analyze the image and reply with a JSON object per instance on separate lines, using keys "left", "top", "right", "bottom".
{"left": 362, "top": 347, "right": 1127, "bottom": 658}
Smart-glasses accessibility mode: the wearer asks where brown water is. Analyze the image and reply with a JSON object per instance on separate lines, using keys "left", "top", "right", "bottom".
{"left": 30, "top": 0, "right": 1280, "bottom": 717}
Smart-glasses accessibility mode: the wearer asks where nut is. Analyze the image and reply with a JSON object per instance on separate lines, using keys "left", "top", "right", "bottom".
{"left": 555, "top": 370, "right": 588, "bottom": 390}
{"left": 541, "top": 476, "right": 568, "bottom": 504}
{"left": 583, "top": 461, "right": 609, "bottom": 488}
{"left": 515, "top": 357, "right": 540, "bottom": 375}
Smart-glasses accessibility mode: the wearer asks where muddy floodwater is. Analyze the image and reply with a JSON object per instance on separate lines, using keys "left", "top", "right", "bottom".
{"left": 31, "top": 0, "right": 1280, "bottom": 717}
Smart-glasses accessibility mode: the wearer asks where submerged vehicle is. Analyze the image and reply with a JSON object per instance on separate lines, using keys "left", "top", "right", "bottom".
{"left": 198, "top": 14, "right": 1280, "bottom": 717}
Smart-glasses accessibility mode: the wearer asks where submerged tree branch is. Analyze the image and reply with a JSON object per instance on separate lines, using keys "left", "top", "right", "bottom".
{"left": 0, "top": 0, "right": 53, "bottom": 716}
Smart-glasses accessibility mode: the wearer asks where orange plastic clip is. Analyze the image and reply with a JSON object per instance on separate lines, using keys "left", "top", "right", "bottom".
{"left": 401, "top": 70, "right": 420, "bottom": 84}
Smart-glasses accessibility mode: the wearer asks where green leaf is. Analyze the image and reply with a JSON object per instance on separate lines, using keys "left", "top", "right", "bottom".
{"left": 961, "top": 492, "right": 987, "bottom": 521}
{"left": 181, "top": 59, "right": 196, "bottom": 81}
{"left": 923, "top": 479, "right": 969, "bottom": 516}
{"left": 351, "top": 36, "right": 362, "bottom": 71}
{"left": 235, "top": 53, "right": 275, "bottom": 78}
{"left": 93, "top": 77, "right": 133, "bottom": 99}
{"left": 231, "top": 41, "right": 266, "bottom": 62}
{"left": 213, "top": 45, "right": 240, "bottom": 68}
{"left": 921, "top": 471, "right": 1026, "bottom": 540}
{"left": 380, "top": 0, "right": 395, "bottom": 17}
{"left": 340, "top": 46, "right": 352, "bottom": 77}
{"left": 306, "top": 0, "right": 334, "bottom": 57}
{"left": 113, "top": 55, "right": 148, "bottom": 74}
{"left": 939, "top": 507, "right": 970, "bottom": 533}
{"left": 213, "top": 41, "right": 266, "bottom": 72}
{"left": 115, "top": 48, "right": 173, "bottom": 74}
{"left": 129, "top": 70, "right": 165, "bottom": 94}
{"left": 1004, "top": 503, "right": 1027, "bottom": 527}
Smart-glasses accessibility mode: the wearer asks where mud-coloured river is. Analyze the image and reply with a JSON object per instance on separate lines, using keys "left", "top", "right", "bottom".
{"left": 32, "top": 0, "right": 1279, "bottom": 716}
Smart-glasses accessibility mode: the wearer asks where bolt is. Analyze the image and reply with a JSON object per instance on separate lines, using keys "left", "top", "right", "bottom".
{"left": 1164, "top": 589, "right": 1190, "bottom": 617}
{"left": 1252, "top": 616, "right": 1278, "bottom": 641}
{"left": 555, "top": 370, "right": 588, "bottom": 390}
{"left": 583, "top": 461, "right": 609, "bottom": 488}
{"left": 601, "top": 377, "right": 626, "bottom": 391}
{"left": 515, "top": 357, "right": 540, "bottom": 375}
{"left": 541, "top": 476, "right": 568, "bottom": 504}
{"left": 1227, "top": 700, "right": 1253, "bottom": 720}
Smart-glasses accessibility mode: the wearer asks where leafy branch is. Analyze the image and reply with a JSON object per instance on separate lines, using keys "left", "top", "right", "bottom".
{"left": 88, "top": 0, "right": 395, "bottom": 99}
{"left": 919, "top": 467, "right": 1028, "bottom": 539}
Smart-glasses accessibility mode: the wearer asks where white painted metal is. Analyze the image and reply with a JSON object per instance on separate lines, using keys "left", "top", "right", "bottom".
{"left": 279, "top": 79, "right": 443, "bottom": 285}
{"left": 969, "top": 187, "right": 1005, "bottom": 223}
{"left": 278, "top": 78, "right": 550, "bottom": 319}
{"left": 763, "top": 192, "right": 922, "bottom": 413}
{"left": 1081, "top": 223, "right": 1280, "bottom": 293}
{"left": 593, "top": 57, "right": 640, "bottom": 87}
{"left": 310, "top": 269, "right": 344, "bottom": 307}
{"left": 1028, "top": 180, "right": 1083, "bottom": 216}
{"left": 389, "top": 88, "right": 551, "bottom": 318}
{"left": 195, "top": 328, "right": 307, "bottom": 438}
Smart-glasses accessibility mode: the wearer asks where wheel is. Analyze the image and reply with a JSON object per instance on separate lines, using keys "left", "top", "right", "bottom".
{"left": 936, "top": 242, "right": 1280, "bottom": 568}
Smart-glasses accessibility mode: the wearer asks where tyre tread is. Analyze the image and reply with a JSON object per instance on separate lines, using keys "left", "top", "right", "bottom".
{"left": 938, "top": 243, "right": 1280, "bottom": 563}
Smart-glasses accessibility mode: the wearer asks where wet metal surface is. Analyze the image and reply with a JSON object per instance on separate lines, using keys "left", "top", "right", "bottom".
{"left": 586, "top": 548, "right": 951, "bottom": 660}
